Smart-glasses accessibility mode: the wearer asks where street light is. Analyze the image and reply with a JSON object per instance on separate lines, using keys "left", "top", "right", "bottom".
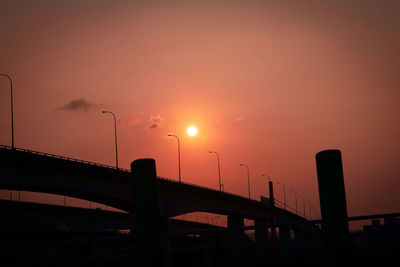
{"left": 1, "top": 74, "right": 16, "bottom": 200}
{"left": 209, "top": 151, "right": 222, "bottom": 191}
{"left": 298, "top": 195, "right": 305, "bottom": 218}
{"left": 278, "top": 182, "right": 286, "bottom": 211}
{"left": 168, "top": 134, "right": 181, "bottom": 182}
{"left": 239, "top": 164, "right": 251, "bottom": 199}
{"left": 102, "top": 111, "right": 119, "bottom": 169}
{"left": 0, "top": 73, "right": 14, "bottom": 148}
{"left": 291, "top": 190, "right": 298, "bottom": 215}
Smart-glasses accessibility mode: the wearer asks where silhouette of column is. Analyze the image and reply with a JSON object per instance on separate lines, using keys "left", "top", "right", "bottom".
{"left": 316, "top": 149, "right": 349, "bottom": 266}
{"left": 255, "top": 219, "right": 268, "bottom": 242}
{"left": 227, "top": 215, "right": 245, "bottom": 265}
{"left": 131, "top": 158, "right": 163, "bottom": 267}
{"left": 227, "top": 215, "right": 244, "bottom": 236}
{"left": 279, "top": 226, "right": 290, "bottom": 239}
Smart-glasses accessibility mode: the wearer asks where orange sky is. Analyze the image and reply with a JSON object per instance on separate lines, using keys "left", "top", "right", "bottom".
{"left": 1, "top": 0, "right": 399, "bottom": 218}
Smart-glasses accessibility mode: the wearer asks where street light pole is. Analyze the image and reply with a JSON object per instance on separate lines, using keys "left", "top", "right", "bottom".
{"left": 209, "top": 151, "right": 222, "bottom": 191}
{"left": 240, "top": 164, "right": 250, "bottom": 199}
{"left": 278, "top": 182, "right": 286, "bottom": 210}
{"left": 0, "top": 74, "right": 14, "bottom": 148}
{"left": 168, "top": 134, "right": 181, "bottom": 182}
{"left": 291, "top": 190, "right": 298, "bottom": 215}
{"left": 102, "top": 111, "right": 119, "bottom": 169}
{"left": 1, "top": 74, "right": 16, "bottom": 200}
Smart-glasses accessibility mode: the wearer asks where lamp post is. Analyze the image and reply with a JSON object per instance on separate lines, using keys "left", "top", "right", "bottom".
{"left": 240, "top": 164, "right": 251, "bottom": 199}
{"left": 209, "top": 151, "right": 222, "bottom": 191}
{"left": 1, "top": 74, "right": 16, "bottom": 200}
{"left": 291, "top": 190, "right": 298, "bottom": 215}
{"left": 278, "top": 182, "right": 286, "bottom": 210}
{"left": 0, "top": 73, "right": 14, "bottom": 149}
{"left": 168, "top": 134, "right": 181, "bottom": 183}
{"left": 102, "top": 111, "right": 119, "bottom": 169}
{"left": 299, "top": 195, "right": 305, "bottom": 218}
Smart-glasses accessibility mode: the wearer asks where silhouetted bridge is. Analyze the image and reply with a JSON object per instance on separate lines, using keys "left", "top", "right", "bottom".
{"left": 0, "top": 145, "right": 317, "bottom": 235}
{"left": 2, "top": 145, "right": 399, "bottom": 266}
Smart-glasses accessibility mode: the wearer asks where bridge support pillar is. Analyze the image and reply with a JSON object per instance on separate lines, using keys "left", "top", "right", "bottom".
{"left": 131, "top": 158, "right": 163, "bottom": 267}
{"left": 255, "top": 219, "right": 268, "bottom": 242}
{"left": 254, "top": 219, "right": 269, "bottom": 259}
{"left": 316, "top": 150, "right": 349, "bottom": 266}
{"left": 227, "top": 215, "right": 244, "bottom": 239}
{"left": 279, "top": 226, "right": 290, "bottom": 239}
{"left": 227, "top": 215, "right": 245, "bottom": 266}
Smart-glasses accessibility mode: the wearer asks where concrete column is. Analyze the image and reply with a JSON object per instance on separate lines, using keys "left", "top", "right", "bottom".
{"left": 227, "top": 215, "right": 245, "bottom": 266}
{"left": 131, "top": 158, "right": 163, "bottom": 267}
{"left": 255, "top": 219, "right": 268, "bottom": 242}
{"left": 316, "top": 150, "right": 349, "bottom": 266}
{"left": 279, "top": 226, "right": 290, "bottom": 239}
{"left": 227, "top": 215, "right": 244, "bottom": 239}
{"left": 293, "top": 227, "right": 304, "bottom": 239}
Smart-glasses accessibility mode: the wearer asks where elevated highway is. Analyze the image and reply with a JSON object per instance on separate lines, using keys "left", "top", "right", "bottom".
{"left": 0, "top": 145, "right": 316, "bottom": 234}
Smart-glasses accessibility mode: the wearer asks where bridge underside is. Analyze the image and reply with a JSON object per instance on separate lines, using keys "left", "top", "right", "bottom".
{"left": 0, "top": 199, "right": 218, "bottom": 233}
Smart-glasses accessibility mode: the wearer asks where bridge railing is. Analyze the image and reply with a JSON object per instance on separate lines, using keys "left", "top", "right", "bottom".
{"left": 0, "top": 144, "right": 128, "bottom": 172}
{"left": 274, "top": 198, "right": 311, "bottom": 220}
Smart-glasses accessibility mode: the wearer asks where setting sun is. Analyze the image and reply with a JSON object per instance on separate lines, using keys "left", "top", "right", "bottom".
{"left": 187, "top": 126, "right": 198, "bottom": 136}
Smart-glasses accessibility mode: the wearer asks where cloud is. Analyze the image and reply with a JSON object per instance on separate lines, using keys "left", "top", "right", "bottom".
{"left": 147, "top": 114, "right": 165, "bottom": 130}
{"left": 56, "top": 99, "right": 97, "bottom": 111}
{"left": 121, "top": 112, "right": 144, "bottom": 126}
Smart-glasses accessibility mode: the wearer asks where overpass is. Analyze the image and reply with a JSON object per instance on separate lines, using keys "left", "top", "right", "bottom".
{"left": 0, "top": 145, "right": 316, "bottom": 234}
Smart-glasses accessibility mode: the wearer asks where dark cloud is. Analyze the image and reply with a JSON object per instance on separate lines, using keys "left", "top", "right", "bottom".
{"left": 147, "top": 114, "right": 164, "bottom": 130}
{"left": 56, "top": 99, "right": 97, "bottom": 111}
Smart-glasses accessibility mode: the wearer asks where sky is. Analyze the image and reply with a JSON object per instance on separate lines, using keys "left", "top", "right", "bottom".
{"left": 1, "top": 0, "right": 399, "bottom": 219}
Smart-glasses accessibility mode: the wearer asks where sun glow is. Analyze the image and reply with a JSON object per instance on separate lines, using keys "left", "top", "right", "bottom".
{"left": 187, "top": 126, "right": 198, "bottom": 136}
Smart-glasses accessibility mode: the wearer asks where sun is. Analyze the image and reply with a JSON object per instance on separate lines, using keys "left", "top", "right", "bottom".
{"left": 187, "top": 126, "right": 198, "bottom": 136}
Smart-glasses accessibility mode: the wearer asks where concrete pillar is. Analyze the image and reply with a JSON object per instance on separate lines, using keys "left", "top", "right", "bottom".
{"left": 279, "top": 226, "right": 290, "bottom": 239}
{"left": 227, "top": 215, "right": 245, "bottom": 266}
{"left": 131, "top": 158, "right": 163, "bottom": 267}
{"left": 227, "top": 215, "right": 244, "bottom": 240}
{"left": 293, "top": 227, "right": 304, "bottom": 239}
{"left": 255, "top": 219, "right": 268, "bottom": 242}
{"left": 316, "top": 150, "right": 349, "bottom": 266}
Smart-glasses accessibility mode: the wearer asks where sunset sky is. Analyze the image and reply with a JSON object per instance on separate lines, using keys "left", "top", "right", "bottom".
{"left": 1, "top": 0, "right": 399, "bottom": 218}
